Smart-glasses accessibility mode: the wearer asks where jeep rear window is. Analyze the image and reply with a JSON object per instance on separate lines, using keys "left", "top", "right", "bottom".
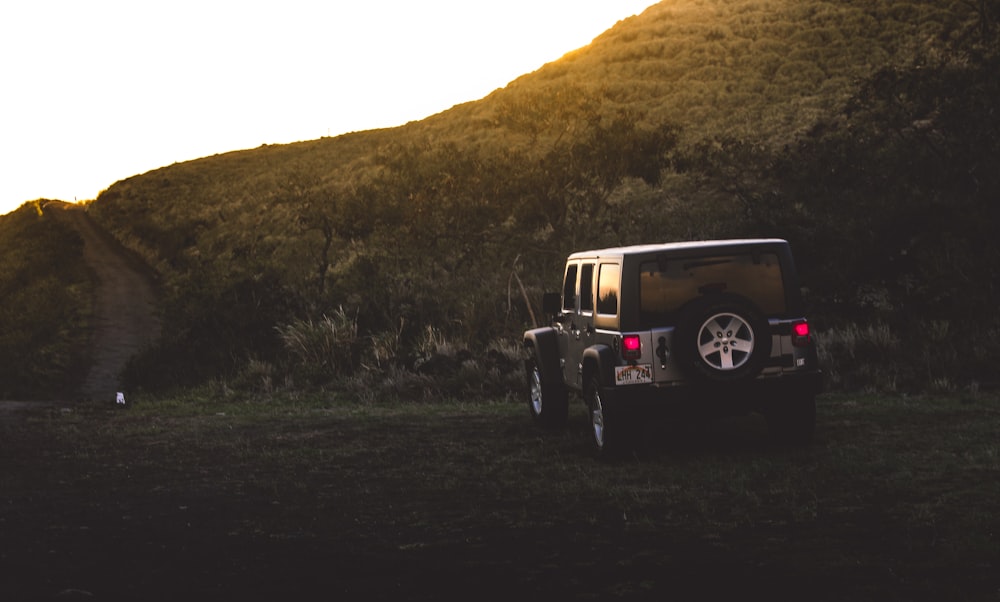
{"left": 597, "top": 263, "right": 620, "bottom": 315}
{"left": 639, "top": 253, "right": 786, "bottom": 323}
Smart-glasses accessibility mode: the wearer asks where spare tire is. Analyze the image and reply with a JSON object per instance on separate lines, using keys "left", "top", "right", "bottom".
{"left": 673, "top": 294, "right": 771, "bottom": 383}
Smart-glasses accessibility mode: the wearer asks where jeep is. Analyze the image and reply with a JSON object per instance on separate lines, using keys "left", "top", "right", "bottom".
{"left": 523, "top": 239, "right": 822, "bottom": 456}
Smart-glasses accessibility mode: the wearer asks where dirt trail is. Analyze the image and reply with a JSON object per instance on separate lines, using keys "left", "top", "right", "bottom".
{"left": 48, "top": 201, "right": 161, "bottom": 401}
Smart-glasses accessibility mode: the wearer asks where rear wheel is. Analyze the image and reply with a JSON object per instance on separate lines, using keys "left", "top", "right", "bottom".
{"left": 526, "top": 357, "right": 568, "bottom": 429}
{"left": 585, "top": 375, "right": 630, "bottom": 458}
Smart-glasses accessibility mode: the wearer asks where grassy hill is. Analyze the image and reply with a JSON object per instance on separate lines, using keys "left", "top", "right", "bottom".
{"left": 4, "top": 0, "right": 999, "bottom": 396}
{"left": 0, "top": 202, "right": 92, "bottom": 398}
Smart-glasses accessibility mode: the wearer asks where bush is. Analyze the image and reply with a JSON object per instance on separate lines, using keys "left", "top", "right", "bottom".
{"left": 815, "top": 316, "right": 997, "bottom": 394}
{"left": 276, "top": 307, "right": 360, "bottom": 383}
{"left": 817, "top": 322, "right": 905, "bottom": 392}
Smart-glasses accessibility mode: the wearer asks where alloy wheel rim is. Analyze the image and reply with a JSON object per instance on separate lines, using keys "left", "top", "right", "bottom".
{"left": 697, "top": 312, "right": 754, "bottom": 371}
{"left": 530, "top": 368, "right": 543, "bottom": 415}
{"left": 591, "top": 391, "right": 605, "bottom": 449}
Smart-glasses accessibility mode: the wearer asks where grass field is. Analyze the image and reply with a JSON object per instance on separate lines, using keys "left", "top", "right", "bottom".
{"left": 2, "top": 392, "right": 998, "bottom": 601}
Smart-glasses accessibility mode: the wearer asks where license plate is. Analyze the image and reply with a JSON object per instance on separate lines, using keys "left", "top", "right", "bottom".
{"left": 614, "top": 364, "right": 653, "bottom": 385}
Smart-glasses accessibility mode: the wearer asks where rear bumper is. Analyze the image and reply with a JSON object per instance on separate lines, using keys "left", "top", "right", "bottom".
{"left": 601, "top": 369, "right": 823, "bottom": 414}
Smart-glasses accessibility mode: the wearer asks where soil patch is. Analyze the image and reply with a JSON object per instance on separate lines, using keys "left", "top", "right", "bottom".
{"left": 47, "top": 202, "right": 160, "bottom": 401}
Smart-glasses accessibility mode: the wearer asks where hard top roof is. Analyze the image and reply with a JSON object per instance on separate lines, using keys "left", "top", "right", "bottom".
{"left": 566, "top": 238, "right": 789, "bottom": 260}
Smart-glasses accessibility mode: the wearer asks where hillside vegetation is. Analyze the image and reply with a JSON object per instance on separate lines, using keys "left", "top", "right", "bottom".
{"left": 4, "top": 0, "right": 998, "bottom": 396}
{"left": 0, "top": 202, "right": 92, "bottom": 398}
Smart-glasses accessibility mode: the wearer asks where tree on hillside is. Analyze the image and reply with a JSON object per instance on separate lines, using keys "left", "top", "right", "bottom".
{"left": 495, "top": 86, "right": 678, "bottom": 239}
{"left": 959, "top": 0, "right": 999, "bottom": 41}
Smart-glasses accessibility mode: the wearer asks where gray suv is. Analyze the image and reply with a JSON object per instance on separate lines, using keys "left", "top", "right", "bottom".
{"left": 524, "top": 239, "right": 822, "bottom": 456}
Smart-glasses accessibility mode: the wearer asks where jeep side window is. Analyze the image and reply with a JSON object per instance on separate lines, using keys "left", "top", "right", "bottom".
{"left": 562, "top": 264, "right": 578, "bottom": 311}
{"left": 579, "top": 263, "right": 595, "bottom": 313}
{"left": 597, "top": 263, "right": 620, "bottom": 315}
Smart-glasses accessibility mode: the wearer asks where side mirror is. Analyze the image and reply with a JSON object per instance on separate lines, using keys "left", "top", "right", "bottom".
{"left": 542, "top": 292, "right": 562, "bottom": 316}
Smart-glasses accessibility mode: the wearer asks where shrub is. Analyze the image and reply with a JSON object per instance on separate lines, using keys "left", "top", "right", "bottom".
{"left": 814, "top": 317, "right": 995, "bottom": 394}
{"left": 817, "top": 322, "right": 904, "bottom": 392}
{"left": 276, "top": 307, "right": 360, "bottom": 382}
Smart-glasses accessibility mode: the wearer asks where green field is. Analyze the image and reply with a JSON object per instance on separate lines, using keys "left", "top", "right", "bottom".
{"left": 2, "top": 392, "right": 997, "bottom": 600}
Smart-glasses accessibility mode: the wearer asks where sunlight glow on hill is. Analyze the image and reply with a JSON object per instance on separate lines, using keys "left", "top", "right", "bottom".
{"left": 0, "top": 0, "right": 654, "bottom": 215}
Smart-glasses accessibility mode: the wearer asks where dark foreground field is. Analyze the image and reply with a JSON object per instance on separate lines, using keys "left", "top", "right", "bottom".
{"left": 2, "top": 393, "right": 998, "bottom": 601}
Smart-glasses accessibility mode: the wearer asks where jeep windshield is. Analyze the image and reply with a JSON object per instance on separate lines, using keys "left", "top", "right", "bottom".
{"left": 639, "top": 252, "right": 786, "bottom": 327}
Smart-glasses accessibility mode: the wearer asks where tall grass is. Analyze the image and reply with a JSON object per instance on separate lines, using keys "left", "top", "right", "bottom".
{"left": 275, "top": 307, "right": 360, "bottom": 382}
{"left": 267, "top": 304, "right": 527, "bottom": 401}
{"left": 816, "top": 319, "right": 993, "bottom": 394}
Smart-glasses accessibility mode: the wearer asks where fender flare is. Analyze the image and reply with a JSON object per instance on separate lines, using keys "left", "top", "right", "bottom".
{"left": 523, "top": 327, "right": 564, "bottom": 387}
{"left": 582, "top": 344, "right": 618, "bottom": 387}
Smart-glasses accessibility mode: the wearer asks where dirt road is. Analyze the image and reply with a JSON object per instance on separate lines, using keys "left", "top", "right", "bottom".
{"left": 48, "top": 201, "right": 160, "bottom": 401}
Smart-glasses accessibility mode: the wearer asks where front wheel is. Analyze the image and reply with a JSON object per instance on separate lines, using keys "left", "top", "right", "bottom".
{"left": 526, "top": 358, "right": 568, "bottom": 429}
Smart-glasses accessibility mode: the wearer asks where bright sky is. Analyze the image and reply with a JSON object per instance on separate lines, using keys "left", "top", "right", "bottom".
{"left": 0, "top": 1, "right": 655, "bottom": 216}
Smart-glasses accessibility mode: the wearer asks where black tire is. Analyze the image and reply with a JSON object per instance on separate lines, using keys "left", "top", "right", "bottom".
{"left": 673, "top": 294, "right": 772, "bottom": 383}
{"left": 526, "top": 357, "right": 568, "bottom": 429}
{"left": 585, "top": 374, "right": 630, "bottom": 458}
{"left": 766, "top": 395, "right": 816, "bottom": 445}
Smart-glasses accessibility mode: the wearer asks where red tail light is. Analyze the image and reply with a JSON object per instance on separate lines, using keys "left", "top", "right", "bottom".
{"left": 622, "top": 334, "right": 642, "bottom": 360}
{"left": 792, "top": 321, "right": 812, "bottom": 347}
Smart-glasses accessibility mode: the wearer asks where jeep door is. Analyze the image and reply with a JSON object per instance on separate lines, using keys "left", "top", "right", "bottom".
{"left": 562, "top": 261, "right": 596, "bottom": 390}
